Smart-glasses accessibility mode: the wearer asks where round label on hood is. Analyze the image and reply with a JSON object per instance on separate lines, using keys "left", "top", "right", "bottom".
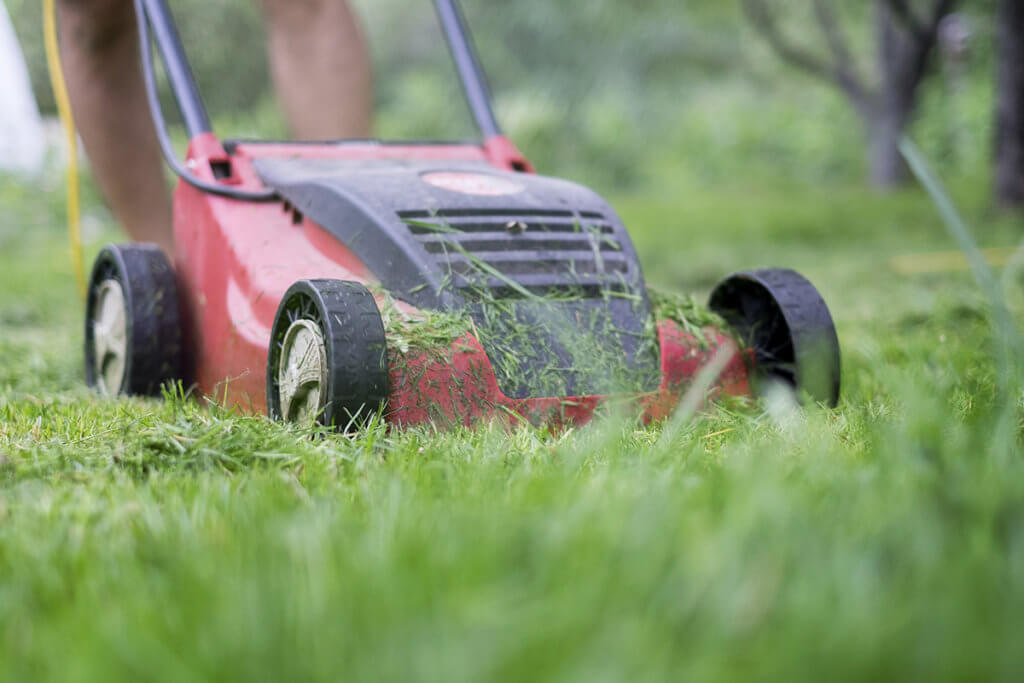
{"left": 421, "top": 171, "right": 524, "bottom": 197}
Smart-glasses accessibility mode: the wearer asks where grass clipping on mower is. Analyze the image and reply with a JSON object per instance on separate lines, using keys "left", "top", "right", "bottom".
{"left": 376, "top": 214, "right": 732, "bottom": 413}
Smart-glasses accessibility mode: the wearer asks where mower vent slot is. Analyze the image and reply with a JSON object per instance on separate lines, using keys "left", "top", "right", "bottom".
{"left": 400, "top": 207, "right": 615, "bottom": 239}
{"left": 419, "top": 234, "right": 623, "bottom": 254}
{"left": 398, "top": 208, "right": 575, "bottom": 220}
{"left": 481, "top": 283, "right": 626, "bottom": 300}
{"left": 443, "top": 253, "right": 630, "bottom": 278}
{"left": 407, "top": 220, "right": 614, "bottom": 236}
{"left": 453, "top": 273, "right": 628, "bottom": 298}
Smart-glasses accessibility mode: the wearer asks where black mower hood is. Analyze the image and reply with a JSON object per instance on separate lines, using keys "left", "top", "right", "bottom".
{"left": 254, "top": 157, "right": 660, "bottom": 399}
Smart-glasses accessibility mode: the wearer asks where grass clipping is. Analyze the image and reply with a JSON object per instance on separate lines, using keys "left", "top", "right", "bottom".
{"left": 377, "top": 284, "right": 730, "bottom": 392}
{"left": 647, "top": 287, "right": 729, "bottom": 347}
{"left": 377, "top": 214, "right": 733, "bottom": 399}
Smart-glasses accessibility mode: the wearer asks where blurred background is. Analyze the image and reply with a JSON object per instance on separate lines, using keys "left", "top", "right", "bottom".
{"left": 2, "top": 0, "right": 1010, "bottom": 194}
{"left": 1, "top": 0, "right": 1022, "bottom": 332}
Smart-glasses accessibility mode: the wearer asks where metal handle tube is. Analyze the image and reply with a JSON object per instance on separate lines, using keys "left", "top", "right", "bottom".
{"left": 134, "top": 0, "right": 277, "bottom": 201}
{"left": 137, "top": 0, "right": 211, "bottom": 138}
{"left": 433, "top": 0, "right": 501, "bottom": 138}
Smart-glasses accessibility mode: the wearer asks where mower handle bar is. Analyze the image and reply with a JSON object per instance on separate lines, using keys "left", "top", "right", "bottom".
{"left": 433, "top": 0, "right": 500, "bottom": 138}
{"left": 134, "top": 0, "right": 502, "bottom": 143}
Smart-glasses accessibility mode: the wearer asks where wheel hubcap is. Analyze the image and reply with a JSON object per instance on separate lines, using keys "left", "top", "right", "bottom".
{"left": 92, "top": 279, "right": 128, "bottom": 396}
{"left": 277, "top": 319, "right": 328, "bottom": 423}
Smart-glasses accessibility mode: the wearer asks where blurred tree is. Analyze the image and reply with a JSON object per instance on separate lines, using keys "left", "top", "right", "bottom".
{"left": 742, "top": 0, "right": 955, "bottom": 187}
{"left": 994, "top": 0, "right": 1024, "bottom": 207}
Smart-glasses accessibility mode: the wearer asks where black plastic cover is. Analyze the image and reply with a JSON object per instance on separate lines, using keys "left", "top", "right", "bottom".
{"left": 254, "top": 158, "right": 659, "bottom": 399}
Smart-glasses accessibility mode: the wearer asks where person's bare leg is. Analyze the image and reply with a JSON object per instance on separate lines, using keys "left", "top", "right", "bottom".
{"left": 58, "top": 0, "right": 173, "bottom": 253}
{"left": 261, "top": 0, "right": 372, "bottom": 140}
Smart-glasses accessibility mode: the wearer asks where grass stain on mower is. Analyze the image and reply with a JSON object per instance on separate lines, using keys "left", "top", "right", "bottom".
{"left": 82, "top": 0, "right": 841, "bottom": 430}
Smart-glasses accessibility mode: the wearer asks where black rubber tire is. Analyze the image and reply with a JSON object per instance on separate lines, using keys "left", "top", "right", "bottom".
{"left": 267, "top": 279, "right": 389, "bottom": 429}
{"left": 709, "top": 268, "right": 841, "bottom": 407}
{"left": 84, "top": 243, "right": 184, "bottom": 396}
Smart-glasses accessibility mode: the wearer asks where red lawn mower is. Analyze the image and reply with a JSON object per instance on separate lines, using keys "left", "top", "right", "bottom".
{"left": 84, "top": 0, "right": 841, "bottom": 429}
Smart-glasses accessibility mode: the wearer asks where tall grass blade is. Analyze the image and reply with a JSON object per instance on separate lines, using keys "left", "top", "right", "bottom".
{"left": 900, "top": 137, "right": 1021, "bottom": 400}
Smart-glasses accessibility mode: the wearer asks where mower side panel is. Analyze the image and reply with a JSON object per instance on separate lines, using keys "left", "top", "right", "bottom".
{"left": 172, "top": 139, "right": 378, "bottom": 410}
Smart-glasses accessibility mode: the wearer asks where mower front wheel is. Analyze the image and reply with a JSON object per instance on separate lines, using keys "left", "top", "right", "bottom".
{"left": 84, "top": 244, "right": 184, "bottom": 397}
{"left": 267, "top": 279, "right": 389, "bottom": 430}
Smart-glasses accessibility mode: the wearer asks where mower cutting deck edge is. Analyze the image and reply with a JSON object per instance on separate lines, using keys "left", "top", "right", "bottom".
{"left": 83, "top": 0, "right": 841, "bottom": 430}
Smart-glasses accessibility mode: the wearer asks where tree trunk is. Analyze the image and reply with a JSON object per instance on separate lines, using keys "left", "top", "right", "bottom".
{"left": 865, "top": 0, "right": 948, "bottom": 188}
{"left": 867, "top": 108, "right": 910, "bottom": 187}
{"left": 995, "top": 0, "right": 1024, "bottom": 206}
{"left": 870, "top": 1, "right": 915, "bottom": 187}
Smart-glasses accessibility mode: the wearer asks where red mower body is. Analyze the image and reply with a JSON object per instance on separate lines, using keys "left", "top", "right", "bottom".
{"left": 172, "top": 134, "right": 752, "bottom": 428}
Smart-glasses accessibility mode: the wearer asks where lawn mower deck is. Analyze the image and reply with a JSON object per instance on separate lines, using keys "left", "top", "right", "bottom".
{"left": 83, "top": 0, "right": 841, "bottom": 429}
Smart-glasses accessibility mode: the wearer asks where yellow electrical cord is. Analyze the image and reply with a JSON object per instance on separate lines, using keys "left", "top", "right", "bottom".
{"left": 42, "top": 0, "right": 86, "bottom": 298}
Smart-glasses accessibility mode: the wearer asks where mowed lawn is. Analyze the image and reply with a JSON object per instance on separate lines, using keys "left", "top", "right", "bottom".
{"left": 2, "top": 170, "right": 1024, "bottom": 681}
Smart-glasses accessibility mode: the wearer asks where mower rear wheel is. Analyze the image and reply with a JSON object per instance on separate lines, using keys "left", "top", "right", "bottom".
{"left": 84, "top": 244, "right": 184, "bottom": 397}
{"left": 709, "top": 268, "right": 840, "bottom": 407}
{"left": 267, "top": 279, "right": 389, "bottom": 429}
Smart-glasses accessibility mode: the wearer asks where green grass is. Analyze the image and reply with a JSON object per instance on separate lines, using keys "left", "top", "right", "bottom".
{"left": 2, "top": 168, "right": 1024, "bottom": 681}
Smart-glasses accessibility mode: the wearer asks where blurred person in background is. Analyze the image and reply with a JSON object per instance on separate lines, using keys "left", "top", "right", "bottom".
{"left": 57, "top": 0, "right": 372, "bottom": 254}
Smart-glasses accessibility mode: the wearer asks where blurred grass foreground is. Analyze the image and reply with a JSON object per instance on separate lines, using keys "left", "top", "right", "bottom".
{"left": 3, "top": 0, "right": 1024, "bottom": 681}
